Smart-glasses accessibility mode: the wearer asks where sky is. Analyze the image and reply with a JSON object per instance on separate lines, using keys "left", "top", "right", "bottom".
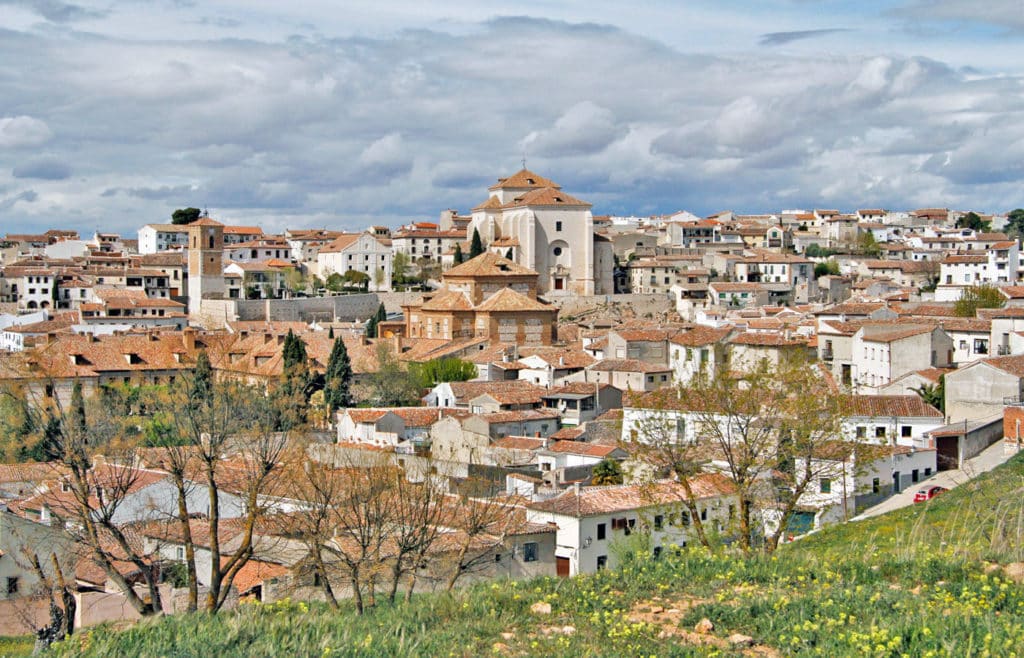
{"left": 3, "top": 1, "right": 1024, "bottom": 236}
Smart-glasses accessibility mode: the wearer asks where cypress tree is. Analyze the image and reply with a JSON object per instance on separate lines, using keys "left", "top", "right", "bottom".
{"left": 328, "top": 325, "right": 334, "bottom": 339}
{"left": 324, "top": 336, "right": 353, "bottom": 411}
{"left": 453, "top": 243, "right": 464, "bottom": 264}
{"left": 470, "top": 228, "right": 484, "bottom": 258}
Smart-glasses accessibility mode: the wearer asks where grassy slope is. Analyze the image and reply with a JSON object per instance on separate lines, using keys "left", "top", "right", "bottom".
{"left": 45, "top": 454, "right": 1024, "bottom": 658}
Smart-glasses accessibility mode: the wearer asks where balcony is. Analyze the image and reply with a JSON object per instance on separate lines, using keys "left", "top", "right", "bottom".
{"left": 822, "top": 349, "right": 834, "bottom": 361}
{"left": 999, "top": 344, "right": 1012, "bottom": 356}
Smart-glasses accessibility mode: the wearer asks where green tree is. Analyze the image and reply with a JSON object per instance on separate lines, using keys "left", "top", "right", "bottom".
{"left": 469, "top": 228, "right": 484, "bottom": 258}
{"left": 171, "top": 207, "right": 202, "bottom": 225}
{"left": 392, "top": 252, "right": 411, "bottom": 285}
{"left": 857, "top": 231, "right": 881, "bottom": 257}
{"left": 1005, "top": 208, "right": 1024, "bottom": 239}
{"left": 592, "top": 458, "right": 624, "bottom": 485}
{"left": 411, "top": 357, "right": 478, "bottom": 388}
{"left": 453, "top": 243, "right": 464, "bottom": 264}
{"left": 367, "top": 344, "right": 423, "bottom": 406}
{"left": 814, "top": 259, "right": 840, "bottom": 278}
{"left": 805, "top": 244, "right": 836, "bottom": 258}
{"left": 343, "top": 270, "right": 369, "bottom": 290}
{"left": 284, "top": 268, "right": 307, "bottom": 296}
{"left": 323, "top": 336, "right": 353, "bottom": 412}
{"left": 956, "top": 211, "right": 990, "bottom": 232}
{"left": 912, "top": 375, "right": 945, "bottom": 414}
{"left": 954, "top": 284, "right": 1006, "bottom": 317}
{"left": 282, "top": 330, "right": 308, "bottom": 370}
{"left": 325, "top": 272, "right": 344, "bottom": 292}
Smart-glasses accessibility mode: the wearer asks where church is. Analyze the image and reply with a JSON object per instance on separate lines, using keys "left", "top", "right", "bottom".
{"left": 463, "top": 169, "right": 614, "bottom": 297}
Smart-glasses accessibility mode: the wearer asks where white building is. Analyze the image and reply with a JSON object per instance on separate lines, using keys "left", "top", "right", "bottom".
{"left": 316, "top": 232, "right": 393, "bottom": 292}
{"left": 138, "top": 224, "right": 189, "bottom": 254}
{"left": 525, "top": 476, "right": 737, "bottom": 576}
{"left": 467, "top": 169, "right": 613, "bottom": 297}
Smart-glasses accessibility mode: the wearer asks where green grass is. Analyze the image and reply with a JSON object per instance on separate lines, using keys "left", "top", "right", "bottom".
{"left": 0, "top": 635, "right": 34, "bottom": 658}
{"left": 47, "top": 454, "right": 1024, "bottom": 657}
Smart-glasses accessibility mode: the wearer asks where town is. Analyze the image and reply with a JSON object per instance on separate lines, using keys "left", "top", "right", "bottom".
{"left": 1, "top": 168, "right": 1023, "bottom": 643}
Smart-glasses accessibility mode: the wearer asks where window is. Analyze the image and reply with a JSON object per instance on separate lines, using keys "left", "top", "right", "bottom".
{"left": 553, "top": 247, "right": 563, "bottom": 256}
{"left": 872, "top": 478, "right": 880, "bottom": 494}
{"left": 700, "top": 508, "right": 708, "bottom": 521}
{"left": 856, "top": 426, "right": 866, "bottom": 438}
{"left": 597, "top": 523, "right": 606, "bottom": 540}
{"left": 555, "top": 221, "right": 563, "bottom": 232}
{"left": 902, "top": 425, "right": 912, "bottom": 438}
{"left": 175, "top": 546, "right": 185, "bottom": 560}
{"left": 654, "top": 515, "right": 664, "bottom": 530}
{"left": 680, "top": 511, "right": 690, "bottom": 526}
{"left": 924, "top": 467, "right": 932, "bottom": 477}
{"left": 875, "top": 427, "right": 887, "bottom": 439}
{"left": 912, "top": 469, "right": 920, "bottom": 483}
{"left": 596, "top": 556, "right": 607, "bottom": 570}
{"left": 523, "top": 542, "right": 538, "bottom": 562}
{"left": 819, "top": 478, "right": 832, "bottom": 494}
{"left": 652, "top": 546, "right": 663, "bottom": 559}
{"left": 6, "top": 577, "right": 18, "bottom": 595}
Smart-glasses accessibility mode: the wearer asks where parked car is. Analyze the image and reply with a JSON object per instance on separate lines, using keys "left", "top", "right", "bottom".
{"left": 913, "top": 486, "right": 947, "bottom": 503}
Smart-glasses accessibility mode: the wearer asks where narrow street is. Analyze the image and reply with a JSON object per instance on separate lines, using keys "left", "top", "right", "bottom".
{"left": 853, "top": 440, "right": 1013, "bottom": 520}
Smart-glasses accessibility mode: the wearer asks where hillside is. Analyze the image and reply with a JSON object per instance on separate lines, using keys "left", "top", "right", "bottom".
{"left": 32, "top": 453, "right": 1024, "bottom": 657}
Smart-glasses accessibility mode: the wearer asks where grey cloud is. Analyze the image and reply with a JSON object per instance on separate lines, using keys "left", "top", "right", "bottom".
{"left": 0, "top": 190, "right": 38, "bottom": 213}
{"left": 1, "top": 15, "right": 1024, "bottom": 234}
{"left": 12, "top": 157, "right": 71, "bottom": 180}
{"left": 759, "top": 28, "right": 850, "bottom": 46}
{"left": 0, "top": 0, "right": 106, "bottom": 22}
{"left": 899, "top": 1, "right": 1024, "bottom": 31}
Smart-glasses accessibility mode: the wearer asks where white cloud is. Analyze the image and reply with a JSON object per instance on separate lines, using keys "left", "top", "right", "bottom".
{"left": 0, "top": 115, "right": 52, "bottom": 148}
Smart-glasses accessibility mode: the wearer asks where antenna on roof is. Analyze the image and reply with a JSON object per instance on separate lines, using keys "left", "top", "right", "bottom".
{"left": 521, "top": 150, "right": 527, "bottom": 170}
{"left": 202, "top": 207, "right": 209, "bottom": 218}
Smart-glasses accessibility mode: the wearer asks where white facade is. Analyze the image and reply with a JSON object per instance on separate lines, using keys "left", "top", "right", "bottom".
{"left": 316, "top": 233, "right": 393, "bottom": 292}
{"left": 138, "top": 224, "right": 189, "bottom": 254}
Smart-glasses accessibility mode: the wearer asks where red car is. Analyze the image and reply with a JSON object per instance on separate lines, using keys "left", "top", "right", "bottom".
{"left": 913, "top": 486, "right": 948, "bottom": 503}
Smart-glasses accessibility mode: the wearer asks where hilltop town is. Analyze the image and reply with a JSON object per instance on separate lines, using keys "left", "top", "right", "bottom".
{"left": 2, "top": 169, "right": 1024, "bottom": 645}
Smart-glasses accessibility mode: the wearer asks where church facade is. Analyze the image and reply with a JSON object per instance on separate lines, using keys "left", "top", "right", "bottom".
{"left": 467, "top": 169, "right": 613, "bottom": 297}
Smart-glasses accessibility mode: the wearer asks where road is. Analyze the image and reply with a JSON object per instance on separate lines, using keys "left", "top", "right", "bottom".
{"left": 853, "top": 440, "right": 1013, "bottom": 520}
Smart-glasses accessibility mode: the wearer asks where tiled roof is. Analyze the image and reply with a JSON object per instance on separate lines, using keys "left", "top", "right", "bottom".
{"left": 527, "top": 475, "right": 736, "bottom": 517}
{"left": 544, "top": 441, "right": 620, "bottom": 457}
{"left": 670, "top": 326, "right": 734, "bottom": 346}
{"left": 445, "top": 380, "right": 543, "bottom": 404}
{"left": 589, "top": 359, "right": 671, "bottom": 373}
{"left": 979, "top": 354, "right": 1024, "bottom": 377}
{"left": 444, "top": 252, "right": 537, "bottom": 278}
{"left": 503, "top": 187, "right": 590, "bottom": 209}
{"left": 479, "top": 409, "right": 560, "bottom": 424}
{"left": 474, "top": 287, "right": 554, "bottom": 313}
{"left": 488, "top": 169, "right": 560, "bottom": 191}
{"left": 728, "top": 332, "right": 807, "bottom": 347}
{"left": 491, "top": 436, "right": 547, "bottom": 451}
{"left": 841, "top": 395, "right": 943, "bottom": 418}
{"left": 420, "top": 290, "right": 474, "bottom": 312}
{"left": 858, "top": 324, "right": 934, "bottom": 343}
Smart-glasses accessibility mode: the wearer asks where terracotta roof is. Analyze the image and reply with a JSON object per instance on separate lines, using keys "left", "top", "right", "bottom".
{"left": 979, "top": 354, "right": 1024, "bottom": 377}
{"left": 549, "top": 426, "right": 586, "bottom": 440}
{"left": 444, "top": 252, "right": 537, "bottom": 278}
{"left": 231, "top": 559, "right": 289, "bottom": 595}
{"left": 728, "top": 332, "right": 807, "bottom": 347}
{"left": 488, "top": 169, "right": 560, "bottom": 191}
{"left": 472, "top": 196, "right": 504, "bottom": 211}
{"left": 479, "top": 409, "right": 560, "bottom": 424}
{"left": 670, "top": 326, "right": 733, "bottom": 347}
{"left": 544, "top": 441, "right": 620, "bottom": 458}
{"left": 858, "top": 324, "right": 934, "bottom": 343}
{"left": 442, "top": 380, "right": 540, "bottom": 405}
{"left": 491, "top": 436, "right": 547, "bottom": 451}
{"left": 527, "top": 475, "right": 736, "bottom": 517}
{"left": 471, "top": 385, "right": 546, "bottom": 406}
{"left": 841, "top": 395, "right": 943, "bottom": 418}
{"left": 420, "top": 290, "right": 474, "bottom": 312}
{"left": 589, "top": 359, "right": 671, "bottom": 373}
{"left": 474, "top": 288, "right": 554, "bottom": 313}
{"left": 815, "top": 302, "right": 888, "bottom": 316}
{"left": 503, "top": 187, "right": 590, "bottom": 209}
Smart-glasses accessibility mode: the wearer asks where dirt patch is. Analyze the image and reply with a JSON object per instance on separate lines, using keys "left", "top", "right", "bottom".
{"left": 627, "top": 599, "right": 780, "bottom": 657}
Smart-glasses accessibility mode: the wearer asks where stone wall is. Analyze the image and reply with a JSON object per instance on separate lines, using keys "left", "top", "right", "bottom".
{"left": 550, "top": 293, "right": 674, "bottom": 321}
{"left": 195, "top": 292, "right": 420, "bottom": 328}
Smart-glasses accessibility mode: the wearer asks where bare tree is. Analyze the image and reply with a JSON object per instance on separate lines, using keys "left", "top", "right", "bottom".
{"left": 627, "top": 356, "right": 846, "bottom": 554}
{"left": 442, "top": 487, "right": 524, "bottom": 592}
{"left": 385, "top": 473, "right": 449, "bottom": 603}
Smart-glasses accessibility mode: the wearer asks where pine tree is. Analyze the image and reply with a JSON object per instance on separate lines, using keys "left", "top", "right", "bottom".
{"left": 191, "top": 350, "right": 213, "bottom": 405}
{"left": 375, "top": 303, "right": 387, "bottom": 324}
{"left": 328, "top": 325, "right": 334, "bottom": 339}
{"left": 470, "top": 228, "right": 484, "bottom": 258}
{"left": 324, "top": 336, "right": 353, "bottom": 411}
{"left": 282, "top": 330, "right": 307, "bottom": 370}
{"left": 366, "top": 304, "right": 386, "bottom": 338}
{"left": 453, "top": 243, "right": 464, "bottom": 264}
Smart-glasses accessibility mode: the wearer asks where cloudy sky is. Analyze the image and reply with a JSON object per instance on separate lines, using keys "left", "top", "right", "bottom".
{"left": 2, "top": 1, "right": 1024, "bottom": 236}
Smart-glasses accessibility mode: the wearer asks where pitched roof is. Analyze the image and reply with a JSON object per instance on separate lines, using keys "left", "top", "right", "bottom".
{"left": 978, "top": 354, "right": 1024, "bottom": 377}
{"left": 488, "top": 169, "right": 560, "bottom": 191}
{"left": 474, "top": 287, "right": 554, "bottom": 313}
{"left": 503, "top": 187, "right": 591, "bottom": 209}
{"left": 841, "top": 395, "right": 943, "bottom": 418}
{"left": 527, "top": 475, "right": 736, "bottom": 517}
{"left": 444, "top": 252, "right": 537, "bottom": 278}
{"left": 544, "top": 441, "right": 621, "bottom": 458}
{"left": 589, "top": 359, "right": 671, "bottom": 373}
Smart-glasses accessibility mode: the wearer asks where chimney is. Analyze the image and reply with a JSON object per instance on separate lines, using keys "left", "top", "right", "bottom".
{"left": 182, "top": 327, "right": 196, "bottom": 352}
{"left": 559, "top": 356, "right": 565, "bottom": 367}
